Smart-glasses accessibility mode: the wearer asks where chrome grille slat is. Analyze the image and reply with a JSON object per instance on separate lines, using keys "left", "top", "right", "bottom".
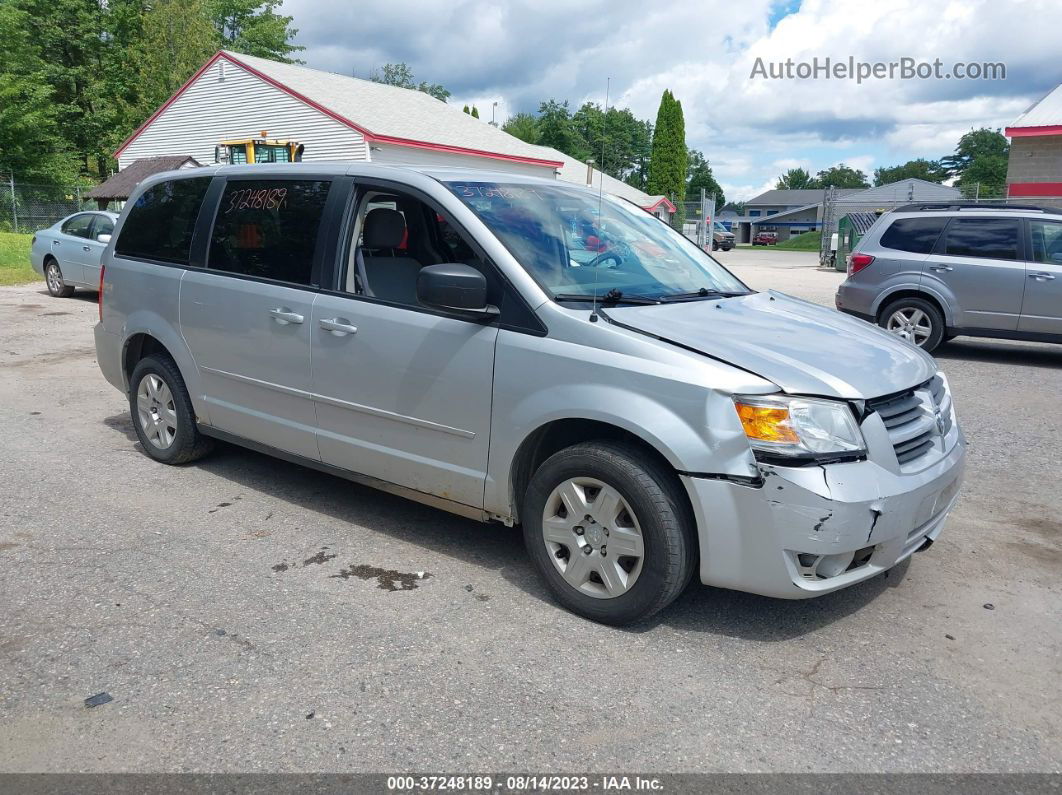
{"left": 868, "top": 377, "right": 952, "bottom": 466}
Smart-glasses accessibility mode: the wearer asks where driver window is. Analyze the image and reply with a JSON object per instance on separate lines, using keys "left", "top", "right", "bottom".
{"left": 344, "top": 189, "right": 491, "bottom": 307}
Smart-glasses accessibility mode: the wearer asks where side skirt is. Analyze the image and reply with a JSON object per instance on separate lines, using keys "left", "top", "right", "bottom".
{"left": 197, "top": 425, "right": 492, "bottom": 524}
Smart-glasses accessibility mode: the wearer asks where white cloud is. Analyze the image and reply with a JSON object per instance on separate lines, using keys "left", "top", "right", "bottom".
{"left": 280, "top": 0, "right": 1062, "bottom": 197}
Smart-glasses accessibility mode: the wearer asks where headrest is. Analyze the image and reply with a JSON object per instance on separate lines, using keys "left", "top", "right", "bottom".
{"left": 363, "top": 208, "right": 406, "bottom": 248}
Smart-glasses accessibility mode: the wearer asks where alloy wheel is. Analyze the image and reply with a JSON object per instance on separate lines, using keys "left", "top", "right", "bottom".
{"left": 46, "top": 262, "right": 63, "bottom": 294}
{"left": 136, "top": 374, "right": 178, "bottom": 450}
{"left": 886, "top": 307, "right": 933, "bottom": 346}
{"left": 541, "top": 477, "right": 645, "bottom": 599}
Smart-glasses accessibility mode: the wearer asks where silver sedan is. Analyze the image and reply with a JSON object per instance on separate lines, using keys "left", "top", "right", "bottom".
{"left": 30, "top": 211, "right": 118, "bottom": 297}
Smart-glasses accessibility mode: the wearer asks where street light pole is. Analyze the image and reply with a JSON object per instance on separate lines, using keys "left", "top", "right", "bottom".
{"left": 491, "top": 101, "right": 498, "bottom": 127}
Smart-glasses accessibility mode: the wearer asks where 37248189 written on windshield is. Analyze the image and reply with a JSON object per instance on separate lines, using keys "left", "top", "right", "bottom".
{"left": 445, "top": 182, "right": 749, "bottom": 301}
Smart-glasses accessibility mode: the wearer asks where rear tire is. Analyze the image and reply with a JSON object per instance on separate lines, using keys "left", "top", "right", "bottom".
{"left": 128, "top": 354, "right": 213, "bottom": 465}
{"left": 878, "top": 296, "right": 945, "bottom": 353}
{"left": 522, "top": 441, "right": 695, "bottom": 625}
{"left": 44, "top": 259, "right": 74, "bottom": 297}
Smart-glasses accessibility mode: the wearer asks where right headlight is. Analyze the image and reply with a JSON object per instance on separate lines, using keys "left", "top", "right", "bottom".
{"left": 732, "top": 394, "right": 866, "bottom": 462}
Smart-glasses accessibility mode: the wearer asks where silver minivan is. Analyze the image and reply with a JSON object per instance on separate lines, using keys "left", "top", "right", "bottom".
{"left": 94, "top": 163, "right": 966, "bottom": 624}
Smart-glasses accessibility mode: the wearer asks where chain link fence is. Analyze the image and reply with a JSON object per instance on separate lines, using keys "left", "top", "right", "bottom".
{"left": 0, "top": 178, "right": 96, "bottom": 234}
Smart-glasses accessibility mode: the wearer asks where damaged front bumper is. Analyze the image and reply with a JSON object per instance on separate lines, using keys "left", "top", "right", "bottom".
{"left": 682, "top": 432, "right": 966, "bottom": 599}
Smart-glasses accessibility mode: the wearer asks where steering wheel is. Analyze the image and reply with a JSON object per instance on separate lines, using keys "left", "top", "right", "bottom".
{"left": 586, "top": 250, "right": 623, "bottom": 269}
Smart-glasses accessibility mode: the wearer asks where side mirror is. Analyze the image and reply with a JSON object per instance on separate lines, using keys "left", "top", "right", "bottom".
{"left": 417, "top": 263, "right": 498, "bottom": 316}
{"left": 97, "top": 233, "right": 112, "bottom": 244}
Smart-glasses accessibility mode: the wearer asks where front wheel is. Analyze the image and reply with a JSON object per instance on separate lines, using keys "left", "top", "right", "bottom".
{"left": 879, "top": 297, "right": 945, "bottom": 352}
{"left": 522, "top": 441, "right": 695, "bottom": 625}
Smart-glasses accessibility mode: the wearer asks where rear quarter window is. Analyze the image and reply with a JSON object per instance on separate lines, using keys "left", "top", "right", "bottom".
{"left": 114, "top": 177, "right": 211, "bottom": 264}
{"left": 879, "top": 217, "right": 947, "bottom": 254}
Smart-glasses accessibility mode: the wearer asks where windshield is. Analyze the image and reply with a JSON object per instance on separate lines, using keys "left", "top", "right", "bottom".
{"left": 445, "top": 181, "right": 749, "bottom": 301}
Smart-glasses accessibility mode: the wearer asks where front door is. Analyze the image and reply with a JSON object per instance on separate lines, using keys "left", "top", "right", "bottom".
{"left": 1020, "top": 218, "right": 1062, "bottom": 335}
{"left": 179, "top": 177, "right": 335, "bottom": 460}
{"left": 928, "top": 216, "right": 1025, "bottom": 331}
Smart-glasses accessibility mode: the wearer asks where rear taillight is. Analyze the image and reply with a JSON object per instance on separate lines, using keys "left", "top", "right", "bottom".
{"left": 98, "top": 264, "right": 105, "bottom": 322}
{"left": 847, "top": 253, "right": 875, "bottom": 276}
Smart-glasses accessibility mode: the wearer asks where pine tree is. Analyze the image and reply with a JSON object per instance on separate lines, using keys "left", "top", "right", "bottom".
{"left": 463, "top": 105, "right": 470, "bottom": 114}
{"left": 647, "top": 90, "right": 687, "bottom": 228}
{"left": 471, "top": 106, "right": 480, "bottom": 119}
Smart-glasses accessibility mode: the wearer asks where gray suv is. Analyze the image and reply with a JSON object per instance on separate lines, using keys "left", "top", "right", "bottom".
{"left": 94, "top": 163, "right": 965, "bottom": 624}
{"left": 836, "top": 203, "right": 1062, "bottom": 352}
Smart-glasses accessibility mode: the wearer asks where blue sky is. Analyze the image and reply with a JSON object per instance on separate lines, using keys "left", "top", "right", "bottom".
{"left": 283, "top": 0, "right": 1062, "bottom": 200}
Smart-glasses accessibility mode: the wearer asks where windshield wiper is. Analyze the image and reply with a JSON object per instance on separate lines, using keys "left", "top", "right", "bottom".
{"left": 658, "top": 287, "right": 750, "bottom": 302}
{"left": 553, "top": 290, "right": 661, "bottom": 305}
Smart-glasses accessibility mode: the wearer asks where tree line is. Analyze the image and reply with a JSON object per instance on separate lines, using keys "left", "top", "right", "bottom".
{"left": 774, "top": 128, "right": 1011, "bottom": 195}
{"left": 0, "top": 0, "right": 301, "bottom": 185}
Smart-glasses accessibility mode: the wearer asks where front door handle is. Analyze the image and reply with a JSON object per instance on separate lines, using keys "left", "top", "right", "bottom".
{"left": 929, "top": 265, "right": 953, "bottom": 272}
{"left": 1029, "top": 272, "right": 1056, "bottom": 281}
{"left": 268, "top": 308, "right": 304, "bottom": 325}
{"left": 52, "top": 240, "right": 60, "bottom": 245}
{"left": 82, "top": 245, "right": 91, "bottom": 252}
{"left": 319, "top": 317, "right": 358, "bottom": 336}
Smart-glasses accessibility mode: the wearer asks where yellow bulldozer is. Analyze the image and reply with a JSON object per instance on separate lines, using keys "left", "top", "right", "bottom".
{"left": 214, "top": 132, "right": 304, "bottom": 165}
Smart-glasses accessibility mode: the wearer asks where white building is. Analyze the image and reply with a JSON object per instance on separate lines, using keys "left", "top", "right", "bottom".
{"left": 115, "top": 51, "right": 671, "bottom": 216}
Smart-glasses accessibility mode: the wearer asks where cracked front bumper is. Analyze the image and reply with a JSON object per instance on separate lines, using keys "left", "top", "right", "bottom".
{"left": 681, "top": 433, "right": 966, "bottom": 599}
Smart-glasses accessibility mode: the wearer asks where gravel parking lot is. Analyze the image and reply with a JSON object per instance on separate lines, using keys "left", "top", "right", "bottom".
{"left": 1, "top": 248, "right": 1059, "bottom": 773}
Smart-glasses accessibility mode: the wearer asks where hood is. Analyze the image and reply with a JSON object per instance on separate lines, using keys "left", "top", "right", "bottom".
{"left": 605, "top": 291, "right": 936, "bottom": 399}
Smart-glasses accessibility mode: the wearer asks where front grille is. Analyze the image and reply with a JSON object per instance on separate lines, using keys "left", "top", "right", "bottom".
{"left": 868, "top": 375, "right": 952, "bottom": 465}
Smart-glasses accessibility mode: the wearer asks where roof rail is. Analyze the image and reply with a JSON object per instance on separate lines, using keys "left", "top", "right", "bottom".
{"left": 891, "top": 202, "right": 1062, "bottom": 214}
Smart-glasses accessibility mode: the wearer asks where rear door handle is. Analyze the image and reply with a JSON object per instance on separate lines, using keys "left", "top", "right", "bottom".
{"left": 929, "top": 265, "right": 953, "bottom": 272}
{"left": 319, "top": 318, "right": 358, "bottom": 336}
{"left": 268, "top": 308, "right": 304, "bottom": 325}
{"left": 1029, "top": 272, "right": 1056, "bottom": 281}
{"left": 52, "top": 240, "right": 60, "bottom": 245}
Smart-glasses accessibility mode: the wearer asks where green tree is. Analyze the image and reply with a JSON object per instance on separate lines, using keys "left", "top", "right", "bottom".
{"left": 502, "top": 113, "right": 540, "bottom": 144}
{"left": 960, "top": 155, "right": 1008, "bottom": 197}
{"left": 941, "top": 128, "right": 1009, "bottom": 180}
{"left": 462, "top": 105, "right": 470, "bottom": 114}
{"left": 470, "top": 105, "right": 479, "bottom": 118}
{"left": 370, "top": 62, "right": 450, "bottom": 102}
{"left": 207, "top": 0, "right": 303, "bottom": 63}
{"left": 536, "top": 100, "right": 587, "bottom": 160}
{"left": 647, "top": 89, "right": 687, "bottom": 227}
{"left": 572, "top": 103, "right": 651, "bottom": 184}
{"left": 873, "top": 158, "right": 948, "bottom": 186}
{"left": 775, "top": 167, "right": 814, "bottom": 190}
{"left": 0, "top": 2, "right": 79, "bottom": 182}
{"left": 686, "top": 149, "right": 725, "bottom": 210}
{"left": 136, "top": 0, "right": 218, "bottom": 120}
{"left": 813, "top": 163, "right": 870, "bottom": 188}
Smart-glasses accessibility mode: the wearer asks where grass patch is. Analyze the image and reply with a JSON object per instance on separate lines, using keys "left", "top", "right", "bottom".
{"left": 0, "top": 232, "right": 38, "bottom": 286}
{"left": 774, "top": 230, "right": 823, "bottom": 251}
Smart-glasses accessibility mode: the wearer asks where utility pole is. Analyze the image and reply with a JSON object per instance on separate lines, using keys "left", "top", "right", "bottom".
{"left": 9, "top": 174, "right": 17, "bottom": 234}
{"left": 491, "top": 101, "right": 499, "bottom": 127}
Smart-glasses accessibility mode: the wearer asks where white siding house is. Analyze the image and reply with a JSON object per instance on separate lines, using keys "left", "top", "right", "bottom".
{"left": 116, "top": 51, "right": 563, "bottom": 176}
{"left": 114, "top": 51, "right": 667, "bottom": 213}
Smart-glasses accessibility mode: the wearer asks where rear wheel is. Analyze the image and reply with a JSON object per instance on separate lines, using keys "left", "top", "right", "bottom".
{"left": 129, "top": 354, "right": 213, "bottom": 465}
{"left": 879, "top": 297, "right": 945, "bottom": 353}
{"left": 522, "top": 441, "right": 695, "bottom": 625}
{"left": 45, "top": 259, "right": 74, "bottom": 297}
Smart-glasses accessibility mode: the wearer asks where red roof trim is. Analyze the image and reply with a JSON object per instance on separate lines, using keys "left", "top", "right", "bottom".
{"left": 1007, "top": 181, "right": 1062, "bottom": 197}
{"left": 115, "top": 51, "right": 565, "bottom": 169}
{"left": 645, "top": 197, "right": 677, "bottom": 213}
{"left": 1005, "top": 124, "right": 1062, "bottom": 138}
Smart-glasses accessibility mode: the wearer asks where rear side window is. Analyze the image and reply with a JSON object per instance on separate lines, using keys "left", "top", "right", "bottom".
{"left": 879, "top": 217, "right": 947, "bottom": 254}
{"left": 943, "top": 218, "right": 1020, "bottom": 260}
{"left": 208, "top": 180, "right": 331, "bottom": 285}
{"left": 61, "top": 215, "right": 94, "bottom": 239}
{"left": 115, "top": 178, "right": 210, "bottom": 264}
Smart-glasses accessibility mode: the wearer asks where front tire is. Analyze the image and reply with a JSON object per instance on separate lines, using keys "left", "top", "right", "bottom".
{"left": 45, "top": 259, "right": 74, "bottom": 297}
{"left": 879, "top": 297, "right": 945, "bottom": 353}
{"left": 128, "top": 354, "right": 213, "bottom": 465}
{"left": 522, "top": 441, "right": 695, "bottom": 625}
